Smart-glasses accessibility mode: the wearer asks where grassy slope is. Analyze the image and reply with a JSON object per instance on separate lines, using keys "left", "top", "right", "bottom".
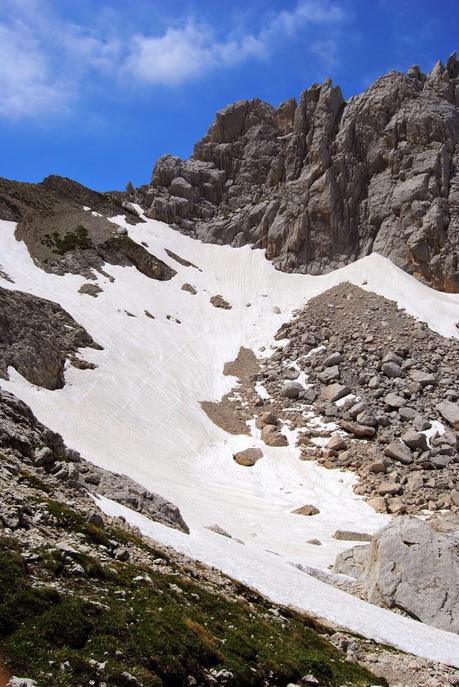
{"left": 0, "top": 502, "right": 385, "bottom": 687}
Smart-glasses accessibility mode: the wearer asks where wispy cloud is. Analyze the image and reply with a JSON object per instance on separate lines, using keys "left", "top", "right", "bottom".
{"left": 124, "top": 1, "right": 346, "bottom": 86}
{"left": 124, "top": 22, "right": 266, "bottom": 85}
{"left": 0, "top": 1, "right": 348, "bottom": 119}
{"left": 0, "top": 20, "right": 71, "bottom": 118}
{"left": 310, "top": 39, "right": 340, "bottom": 68}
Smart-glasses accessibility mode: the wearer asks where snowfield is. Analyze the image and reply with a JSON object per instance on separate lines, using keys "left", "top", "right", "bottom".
{"left": 1, "top": 213, "right": 459, "bottom": 667}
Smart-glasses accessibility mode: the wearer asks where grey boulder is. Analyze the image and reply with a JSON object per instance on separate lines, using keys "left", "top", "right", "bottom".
{"left": 383, "top": 440, "right": 413, "bottom": 464}
{"left": 363, "top": 516, "right": 459, "bottom": 634}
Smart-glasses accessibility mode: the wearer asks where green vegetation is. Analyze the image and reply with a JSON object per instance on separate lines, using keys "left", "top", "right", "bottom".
{"left": 45, "top": 500, "right": 111, "bottom": 547}
{"left": 42, "top": 225, "right": 93, "bottom": 254}
{"left": 43, "top": 500, "right": 167, "bottom": 558}
{"left": 0, "top": 503, "right": 385, "bottom": 687}
{"left": 18, "top": 470, "right": 51, "bottom": 493}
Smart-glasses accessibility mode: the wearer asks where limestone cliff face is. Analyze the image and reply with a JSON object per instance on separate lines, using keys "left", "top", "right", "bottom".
{"left": 137, "top": 53, "right": 459, "bottom": 291}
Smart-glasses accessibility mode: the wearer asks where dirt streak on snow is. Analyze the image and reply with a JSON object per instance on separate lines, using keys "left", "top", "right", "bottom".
{"left": 1, "top": 215, "right": 459, "bottom": 666}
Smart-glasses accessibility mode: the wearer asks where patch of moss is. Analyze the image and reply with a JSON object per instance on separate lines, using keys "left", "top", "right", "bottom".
{"left": 42, "top": 226, "right": 93, "bottom": 254}
{"left": 0, "top": 542, "right": 59, "bottom": 637}
{"left": 44, "top": 500, "right": 170, "bottom": 563}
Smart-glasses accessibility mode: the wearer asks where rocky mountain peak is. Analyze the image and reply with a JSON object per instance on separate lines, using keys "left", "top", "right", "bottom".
{"left": 136, "top": 54, "right": 459, "bottom": 291}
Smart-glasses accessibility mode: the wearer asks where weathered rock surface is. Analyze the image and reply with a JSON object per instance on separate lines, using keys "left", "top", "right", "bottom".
{"left": 363, "top": 516, "right": 459, "bottom": 633}
{"left": 0, "top": 175, "right": 176, "bottom": 282}
{"left": 334, "top": 544, "right": 369, "bottom": 578}
{"left": 437, "top": 400, "right": 459, "bottom": 429}
{"left": 210, "top": 294, "right": 232, "bottom": 309}
{"left": 233, "top": 447, "right": 263, "bottom": 466}
{"left": 0, "top": 387, "right": 188, "bottom": 533}
{"left": 261, "top": 424, "right": 288, "bottom": 447}
{"left": 291, "top": 504, "right": 320, "bottom": 516}
{"left": 0, "top": 287, "right": 102, "bottom": 389}
{"left": 136, "top": 53, "right": 459, "bottom": 292}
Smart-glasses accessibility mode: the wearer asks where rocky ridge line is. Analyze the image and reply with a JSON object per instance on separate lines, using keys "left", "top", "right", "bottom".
{"left": 134, "top": 53, "right": 459, "bottom": 292}
{"left": 0, "top": 175, "right": 176, "bottom": 282}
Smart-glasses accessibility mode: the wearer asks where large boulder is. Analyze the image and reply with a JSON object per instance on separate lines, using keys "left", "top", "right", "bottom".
{"left": 437, "top": 401, "right": 459, "bottom": 430}
{"left": 233, "top": 448, "right": 263, "bottom": 466}
{"left": 261, "top": 424, "right": 288, "bottom": 447}
{"left": 363, "top": 516, "right": 459, "bottom": 633}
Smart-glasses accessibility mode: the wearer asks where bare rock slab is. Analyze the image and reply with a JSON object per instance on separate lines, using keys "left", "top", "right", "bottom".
{"left": 320, "top": 383, "right": 351, "bottom": 402}
{"left": 333, "top": 530, "right": 372, "bottom": 542}
{"left": 383, "top": 439, "right": 413, "bottom": 464}
{"left": 364, "top": 516, "right": 459, "bottom": 634}
{"left": 334, "top": 544, "right": 369, "bottom": 578}
{"left": 261, "top": 424, "right": 288, "bottom": 447}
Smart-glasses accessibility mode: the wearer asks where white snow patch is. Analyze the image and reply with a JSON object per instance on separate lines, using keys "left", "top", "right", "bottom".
{"left": 255, "top": 381, "right": 270, "bottom": 400}
{"left": 96, "top": 494, "right": 459, "bottom": 667}
{"left": 335, "top": 393, "right": 357, "bottom": 407}
{"left": 423, "top": 420, "right": 445, "bottom": 447}
{"left": 306, "top": 344, "right": 325, "bottom": 358}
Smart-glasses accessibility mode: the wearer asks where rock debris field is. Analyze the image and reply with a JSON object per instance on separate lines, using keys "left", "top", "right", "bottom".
{"left": 221, "top": 282, "right": 459, "bottom": 518}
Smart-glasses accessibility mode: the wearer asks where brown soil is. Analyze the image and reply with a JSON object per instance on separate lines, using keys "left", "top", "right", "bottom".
{"left": 201, "top": 398, "right": 250, "bottom": 435}
{"left": 0, "top": 664, "right": 11, "bottom": 687}
{"left": 201, "top": 347, "right": 260, "bottom": 435}
{"left": 223, "top": 347, "right": 259, "bottom": 379}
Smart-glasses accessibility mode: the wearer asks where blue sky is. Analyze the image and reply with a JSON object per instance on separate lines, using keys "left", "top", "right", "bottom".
{"left": 0, "top": 0, "right": 457, "bottom": 191}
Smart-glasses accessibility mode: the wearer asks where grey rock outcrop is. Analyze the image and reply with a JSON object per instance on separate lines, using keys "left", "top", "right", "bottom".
{"left": 437, "top": 400, "right": 459, "bottom": 429}
{"left": 0, "top": 387, "right": 188, "bottom": 533}
{"left": 0, "top": 287, "right": 102, "bottom": 389}
{"left": 357, "top": 517, "right": 459, "bottom": 633}
{"left": 137, "top": 53, "right": 459, "bottom": 292}
{"left": 0, "top": 176, "right": 176, "bottom": 282}
{"left": 334, "top": 544, "right": 369, "bottom": 578}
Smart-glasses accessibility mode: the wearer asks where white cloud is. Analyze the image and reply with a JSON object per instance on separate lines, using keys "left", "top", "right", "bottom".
{"left": 310, "top": 38, "right": 340, "bottom": 68}
{"left": 0, "top": 21, "right": 71, "bottom": 119}
{"left": 124, "top": 1, "right": 346, "bottom": 85}
{"left": 124, "top": 22, "right": 266, "bottom": 85}
{"left": 265, "top": 0, "right": 345, "bottom": 38}
{"left": 59, "top": 25, "right": 121, "bottom": 71}
{"left": 0, "top": 0, "right": 347, "bottom": 119}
